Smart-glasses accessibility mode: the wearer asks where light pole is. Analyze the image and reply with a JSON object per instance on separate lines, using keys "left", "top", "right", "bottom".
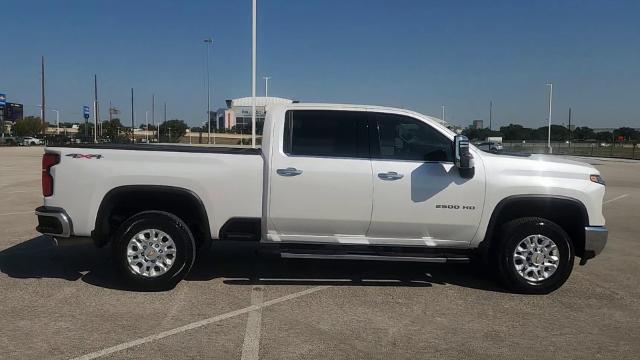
{"left": 51, "top": 109, "right": 60, "bottom": 134}
{"left": 263, "top": 76, "right": 271, "bottom": 97}
{"left": 145, "top": 110, "right": 149, "bottom": 142}
{"left": 204, "top": 37, "right": 213, "bottom": 144}
{"left": 546, "top": 83, "right": 553, "bottom": 154}
{"left": 251, "top": 0, "right": 257, "bottom": 148}
{"left": 152, "top": 93, "right": 156, "bottom": 143}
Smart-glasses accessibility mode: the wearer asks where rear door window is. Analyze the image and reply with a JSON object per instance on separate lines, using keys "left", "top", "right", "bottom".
{"left": 283, "top": 110, "right": 369, "bottom": 158}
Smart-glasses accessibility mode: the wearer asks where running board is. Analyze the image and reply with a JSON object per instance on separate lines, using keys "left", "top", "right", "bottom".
{"left": 280, "top": 252, "right": 470, "bottom": 263}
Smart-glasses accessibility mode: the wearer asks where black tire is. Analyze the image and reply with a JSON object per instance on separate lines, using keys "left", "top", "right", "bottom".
{"left": 496, "top": 217, "right": 574, "bottom": 294}
{"left": 112, "top": 211, "right": 196, "bottom": 291}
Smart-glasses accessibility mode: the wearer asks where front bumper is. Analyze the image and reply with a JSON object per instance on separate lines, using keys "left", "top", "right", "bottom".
{"left": 583, "top": 226, "right": 608, "bottom": 261}
{"left": 35, "top": 206, "right": 72, "bottom": 237}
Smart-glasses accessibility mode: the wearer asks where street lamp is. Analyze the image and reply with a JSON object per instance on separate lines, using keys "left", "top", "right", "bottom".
{"left": 204, "top": 37, "right": 213, "bottom": 144}
{"left": 263, "top": 76, "right": 271, "bottom": 97}
{"left": 145, "top": 110, "right": 149, "bottom": 142}
{"left": 546, "top": 83, "right": 553, "bottom": 154}
{"left": 251, "top": 0, "right": 257, "bottom": 148}
{"left": 51, "top": 109, "right": 60, "bottom": 134}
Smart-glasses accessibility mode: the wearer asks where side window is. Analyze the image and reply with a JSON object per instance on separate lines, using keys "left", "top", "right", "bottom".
{"left": 374, "top": 113, "right": 453, "bottom": 162}
{"left": 283, "top": 110, "right": 369, "bottom": 158}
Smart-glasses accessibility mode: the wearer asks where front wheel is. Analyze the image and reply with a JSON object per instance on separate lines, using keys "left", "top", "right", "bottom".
{"left": 496, "top": 217, "right": 574, "bottom": 294}
{"left": 113, "top": 211, "right": 196, "bottom": 291}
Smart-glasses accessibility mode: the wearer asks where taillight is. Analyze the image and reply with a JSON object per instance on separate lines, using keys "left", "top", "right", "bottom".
{"left": 42, "top": 153, "right": 60, "bottom": 197}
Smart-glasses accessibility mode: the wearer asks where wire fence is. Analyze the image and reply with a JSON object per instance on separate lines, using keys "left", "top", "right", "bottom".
{"left": 501, "top": 142, "right": 639, "bottom": 160}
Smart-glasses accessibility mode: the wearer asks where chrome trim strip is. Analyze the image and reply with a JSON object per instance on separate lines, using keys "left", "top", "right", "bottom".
{"left": 280, "top": 252, "right": 469, "bottom": 263}
{"left": 35, "top": 209, "right": 71, "bottom": 238}
{"left": 584, "top": 226, "right": 608, "bottom": 256}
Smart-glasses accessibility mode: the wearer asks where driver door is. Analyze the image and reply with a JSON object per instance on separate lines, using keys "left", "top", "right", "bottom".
{"left": 366, "top": 112, "right": 484, "bottom": 246}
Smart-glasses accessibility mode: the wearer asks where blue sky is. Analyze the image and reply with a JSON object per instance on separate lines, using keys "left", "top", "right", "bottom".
{"left": 1, "top": 0, "right": 638, "bottom": 128}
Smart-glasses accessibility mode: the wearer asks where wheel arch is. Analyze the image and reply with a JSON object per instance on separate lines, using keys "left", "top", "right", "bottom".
{"left": 92, "top": 185, "right": 211, "bottom": 247}
{"left": 479, "top": 195, "right": 589, "bottom": 260}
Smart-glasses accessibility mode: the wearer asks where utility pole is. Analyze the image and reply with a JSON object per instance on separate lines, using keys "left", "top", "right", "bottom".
{"left": 163, "top": 101, "right": 167, "bottom": 142}
{"left": 263, "top": 76, "right": 271, "bottom": 97}
{"left": 251, "top": 0, "right": 257, "bottom": 148}
{"left": 41, "top": 56, "right": 46, "bottom": 136}
{"left": 441, "top": 105, "right": 445, "bottom": 124}
{"left": 546, "top": 83, "right": 553, "bottom": 154}
{"left": 489, "top": 100, "right": 493, "bottom": 131}
{"left": 94, "top": 74, "right": 99, "bottom": 143}
{"left": 131, "top": 88, "right": 135, "bottom": 143}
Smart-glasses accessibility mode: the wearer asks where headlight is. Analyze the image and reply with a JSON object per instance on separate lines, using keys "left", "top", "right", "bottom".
{"left": 590, "top": 174, "right": 606, "bottom": 186}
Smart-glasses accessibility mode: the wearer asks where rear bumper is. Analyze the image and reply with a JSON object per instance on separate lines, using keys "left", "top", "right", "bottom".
{"left": 35, "top": 206, "right": 72, "bottom": 238}
{"left": 583, "top": 226, "right": 608, "bottom": 260}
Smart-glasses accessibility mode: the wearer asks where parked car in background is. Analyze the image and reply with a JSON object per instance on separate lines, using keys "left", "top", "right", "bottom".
{"left": 1, "top": 136, "right": 18, "bottom": 145}
{"left": 476, "top": 141, "right": 503, "bottom": 153}
{"left": 20, "top": 137, "right": 43, "bottom": 146}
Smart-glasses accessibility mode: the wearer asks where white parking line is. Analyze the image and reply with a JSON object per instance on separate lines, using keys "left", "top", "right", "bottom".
{"left": 241, "top": 286, "right": 264, "bottom": 360}
{"left": 69, "top": 285, "right": 329, "bottom": 360}
{"left": 604, "top": 194, "right": 629, "bottom": 204}
{"left": 0, "top": 211, "right": 34, "bottom": 217}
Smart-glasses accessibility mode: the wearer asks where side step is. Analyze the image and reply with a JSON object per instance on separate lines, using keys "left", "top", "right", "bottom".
{"left": 281, "top": 252, "right": 469, "bottom": 263}
{"left": 276, "top": 244, "right": 472, "bottom": 263}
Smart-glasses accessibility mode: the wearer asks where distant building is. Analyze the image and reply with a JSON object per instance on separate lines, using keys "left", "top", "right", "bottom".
{"left": 472, "top": 120, "right": 483, "bottom": 129}
{"left": 222, "top": 97, "right": 296, "bottom": 131}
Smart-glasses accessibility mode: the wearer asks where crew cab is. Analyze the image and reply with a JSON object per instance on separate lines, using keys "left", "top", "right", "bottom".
{"left": 35, "top": 104, "right": 608, "bottom": 293}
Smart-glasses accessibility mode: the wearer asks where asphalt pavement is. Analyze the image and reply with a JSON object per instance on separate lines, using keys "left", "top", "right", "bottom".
{"left": 1, "top": 146, "right": 638, "bottom": 359}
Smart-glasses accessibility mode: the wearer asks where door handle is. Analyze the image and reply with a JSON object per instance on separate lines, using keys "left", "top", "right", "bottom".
{"left": 378, "top": 171, "right": 404, "bottom": 180}
{"left": 277, "top": 167, "right": 303, "bottom": 176}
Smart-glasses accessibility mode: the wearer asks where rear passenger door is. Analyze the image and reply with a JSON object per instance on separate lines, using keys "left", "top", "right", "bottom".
{"left": 267, "top": 110, "right": 373, "bottom": 243}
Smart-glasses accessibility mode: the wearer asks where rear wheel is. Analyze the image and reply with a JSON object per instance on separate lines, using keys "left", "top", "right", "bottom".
{"left": 113, "top": 211, "right": 196, "bottom": 291}
{"left": 496, "top": 217, "right": 574, "bottom": 294}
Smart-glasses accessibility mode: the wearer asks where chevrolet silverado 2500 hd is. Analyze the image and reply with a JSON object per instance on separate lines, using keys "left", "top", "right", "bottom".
{"left": 35, "top": 103, "right": 608, "bottom": 293}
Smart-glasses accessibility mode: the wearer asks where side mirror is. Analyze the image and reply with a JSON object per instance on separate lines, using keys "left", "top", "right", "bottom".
{"left": 454, "top": 135, "right": 475, "bottom": 178}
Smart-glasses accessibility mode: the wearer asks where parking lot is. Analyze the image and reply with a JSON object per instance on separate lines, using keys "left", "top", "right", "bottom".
{"left": 1, "top": 146, "right": 639, "bottom": 359}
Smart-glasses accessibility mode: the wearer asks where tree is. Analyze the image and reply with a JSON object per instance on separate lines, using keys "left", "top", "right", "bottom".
{"left": 595, "top": 131, "right": 613, "bottom": 143}
{"left": 549, "top": 125, "right": 570, "bottom": 141}
{"left": 101, "top": 118, "right": 129, "bottom": 141}
{"left": 500, "top": 124, "right": 534, "bottom": 141}
{"left": 572, "top": 127, "right": 595, "bottom": 140}
{"left": 77, "top": 122, "right": 95, "bottom": 140}
{"left": 13, "top": 116, "right": 44, "bottom": 136}
{"left": 613, "top": 127, "right": 639, "bottom": 142}
{"left": 159, "top": 119, "right": 188, "bottom": 142}
{"left": 462, "top": 127, "right": 502, "bottom": 141}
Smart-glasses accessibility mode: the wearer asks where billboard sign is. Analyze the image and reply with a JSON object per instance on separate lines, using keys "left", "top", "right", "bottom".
{"left": 83, "top": 105, "right": 90, "bottom": 119}
{"left": 0, "top": 93, "right": 6, "bottom": 108}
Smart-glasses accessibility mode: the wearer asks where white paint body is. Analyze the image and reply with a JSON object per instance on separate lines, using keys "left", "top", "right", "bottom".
{"left": 43, "top": 103, "right": 606, "bottom": 250}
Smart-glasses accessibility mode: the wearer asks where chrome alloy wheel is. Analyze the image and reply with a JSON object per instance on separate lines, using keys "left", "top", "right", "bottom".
{"left": 513, "top": 234, "right": 560, "bottom": 282}
{"left": 126, "top": 229, "right": 177, "bottom": 277}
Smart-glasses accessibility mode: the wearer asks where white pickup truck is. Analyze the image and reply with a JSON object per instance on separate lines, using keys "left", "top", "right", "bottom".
{"left": 35, "top": 103, "right": 608, "bottom": 293}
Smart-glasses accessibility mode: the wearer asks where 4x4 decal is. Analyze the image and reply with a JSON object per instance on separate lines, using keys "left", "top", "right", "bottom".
{"left": 66, "top": 154, "right": 103, "bottom": 159}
